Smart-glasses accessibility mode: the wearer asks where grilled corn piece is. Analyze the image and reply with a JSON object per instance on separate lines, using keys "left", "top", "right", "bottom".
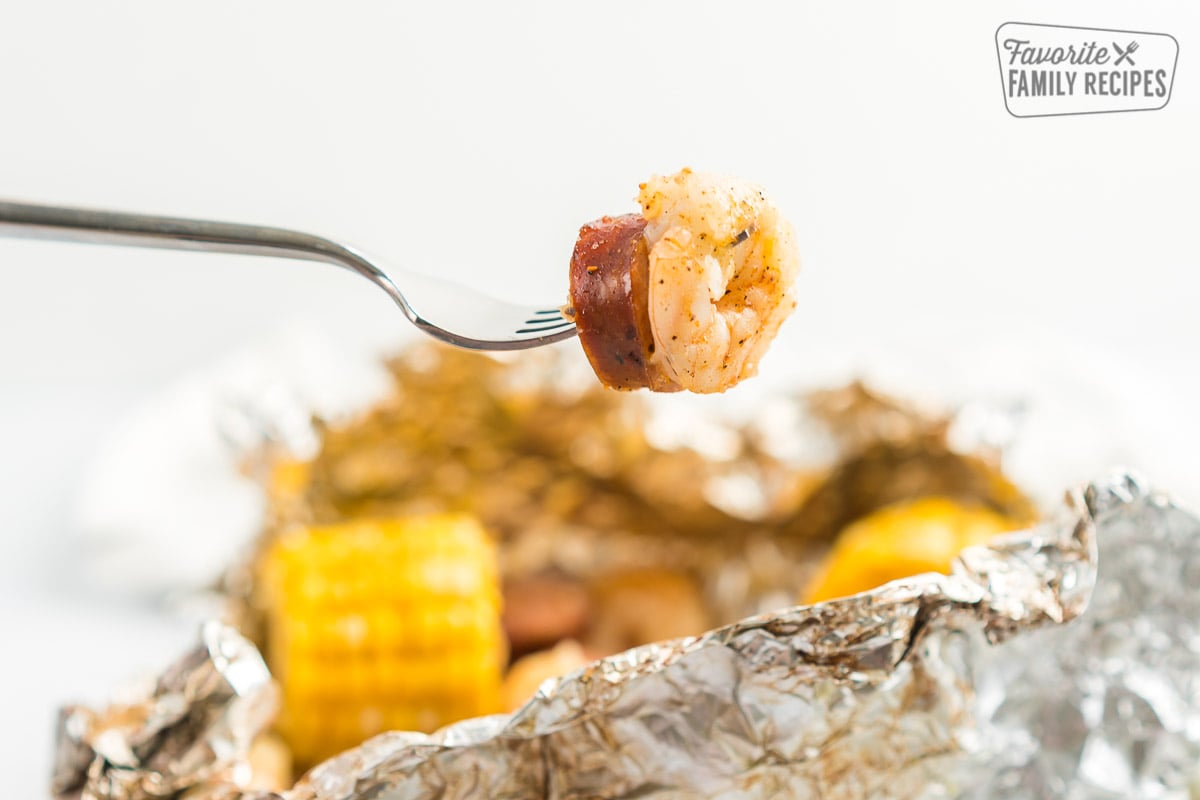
{"left": 257, "top": 514, "right": 505, "bottom": 767}
{"left": 803, "top": 497, "right": 1022, "bottom": 604}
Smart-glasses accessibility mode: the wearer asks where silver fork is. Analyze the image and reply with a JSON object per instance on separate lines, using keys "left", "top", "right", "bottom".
{"left": 0, "top": 200, "right": 577, "bottom": 350}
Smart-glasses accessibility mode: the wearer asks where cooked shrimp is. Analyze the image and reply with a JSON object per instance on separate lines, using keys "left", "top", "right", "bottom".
{"left": 568, "top": 168, "right": 799, "bottom": 393}
{"left": 639, "top": 169, "right": 800, "bottom": 393}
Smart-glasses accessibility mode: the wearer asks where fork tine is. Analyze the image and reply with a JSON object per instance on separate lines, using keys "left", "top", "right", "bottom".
{"left": 516, "top": 321, "right": 575, "bottom": 334}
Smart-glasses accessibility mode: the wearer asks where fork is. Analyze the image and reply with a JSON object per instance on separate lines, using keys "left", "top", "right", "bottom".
{"left": 0, "top": 200, "right": 577, "bottom": 350}
{"left": 1113, "top": 40, "right": 1139, "bottom": 66}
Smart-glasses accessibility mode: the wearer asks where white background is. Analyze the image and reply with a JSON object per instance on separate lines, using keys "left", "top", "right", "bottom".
{"left": 2, "top": 2, "right": 1198, "bottom": 794}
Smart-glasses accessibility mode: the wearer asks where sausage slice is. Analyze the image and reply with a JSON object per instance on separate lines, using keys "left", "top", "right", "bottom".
{"left": 568, "top": 214, "right": 679, "bottom": 392}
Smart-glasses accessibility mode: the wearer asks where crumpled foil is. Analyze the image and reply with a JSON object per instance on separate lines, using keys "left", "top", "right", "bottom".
{"left": 954, "top": 472, "right": 1200, "bottom": 799}
{"left": 59, "top": 472, "right": 1200, "bottom": 799}
{"left": 53, "top": 621, "right": 278, "bottom": 800}
{"left": 274, "top": 475, "right": 1097, "bottom": 800}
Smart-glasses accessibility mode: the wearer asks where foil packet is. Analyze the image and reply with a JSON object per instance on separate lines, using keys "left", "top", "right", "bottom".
{"left": 57, "top": 472, "right": 1200, "bottom": 798}
{"left": 53, "top": 622, "right": 278, "bottom": 800}
{"left": 958, "top": 473, "right": 1200, "bottom": 799}
{"left": 276, "top": 474, "right": 1095, "bottom": 800}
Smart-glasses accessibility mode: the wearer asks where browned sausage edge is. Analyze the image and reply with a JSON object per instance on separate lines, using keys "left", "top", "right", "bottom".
{"left": 568, "top": 214, "right": 679, "bottom": 392}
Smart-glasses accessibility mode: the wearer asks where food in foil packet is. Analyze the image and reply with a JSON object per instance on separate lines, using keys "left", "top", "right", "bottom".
{"left": 57, "top": 474, "right": 1200, "bottom": 798}
{"left": 217, "top": 345, "right": 1035, "bottom": 772}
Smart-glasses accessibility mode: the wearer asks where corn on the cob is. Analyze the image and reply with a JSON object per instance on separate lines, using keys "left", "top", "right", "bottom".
{"left": 257, "top": 514, "right": 505, "bottom": 767}
{"left": 803, "top": 497, "right": 1022, "bottom": 604}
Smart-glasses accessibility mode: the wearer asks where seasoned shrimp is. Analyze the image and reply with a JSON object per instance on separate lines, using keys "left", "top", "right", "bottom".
{"left": 639, "top": 168, "right": 800, "bottom": 393}
{"left": 568, "top": 168, "right": 799, "bottom": 393}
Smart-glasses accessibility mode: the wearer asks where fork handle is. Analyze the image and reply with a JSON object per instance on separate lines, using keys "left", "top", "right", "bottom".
{"left": 0, "top": 199, "right": 415, "bottom": 319}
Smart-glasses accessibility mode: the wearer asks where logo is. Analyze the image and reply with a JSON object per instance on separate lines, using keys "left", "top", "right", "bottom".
{"left": 996, "top": 22, "right": 1179, "bottom": 118}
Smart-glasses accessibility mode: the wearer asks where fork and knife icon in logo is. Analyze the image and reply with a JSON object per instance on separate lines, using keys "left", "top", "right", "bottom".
{"left": 1113, "top": 40, "right": 1139, "bottom": 66}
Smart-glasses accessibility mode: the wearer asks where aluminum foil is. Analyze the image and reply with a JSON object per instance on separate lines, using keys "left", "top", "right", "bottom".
{"left": 53, "top": 621, "right": 278, "bottom": 800}
{"left": 951, "top": 472, "right": 1200, "bottom": 799}
{"left": 59, "top": 473, "right": 1200, "bottom": 799}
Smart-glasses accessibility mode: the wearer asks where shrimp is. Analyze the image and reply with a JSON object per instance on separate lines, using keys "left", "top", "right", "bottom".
{"left": 568, "top": 168, "right": 799, "bottom": 393}
{"left": 639, "top": 168, "right": 800, "bottom": 393}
